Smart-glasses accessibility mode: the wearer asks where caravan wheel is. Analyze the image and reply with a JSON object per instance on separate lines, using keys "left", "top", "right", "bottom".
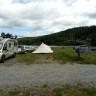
{"left": 12, "top": 53, "right": 16, "bottom": 58}
{"left": 1, "top": 55, "right": 5, "bottom": 63}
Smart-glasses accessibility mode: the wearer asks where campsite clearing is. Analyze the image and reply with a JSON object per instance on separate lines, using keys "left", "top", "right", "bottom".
{"left": 4, "top": 48, "right": 96, "bottom": 65}
{"left": 0, "top": 48, "right": 96, "bottom": 96}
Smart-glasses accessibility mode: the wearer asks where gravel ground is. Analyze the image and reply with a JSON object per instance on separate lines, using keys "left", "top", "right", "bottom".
{"left": 0, "top": 63, "right": 96, "bottom": 89}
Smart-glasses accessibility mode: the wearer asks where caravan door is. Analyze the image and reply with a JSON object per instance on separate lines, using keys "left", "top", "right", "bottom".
{"left": 6, "top": 40, "right": 14, "bottom": 57}
{"left": 3, "top": 43, "right": 9, "bottom": 58}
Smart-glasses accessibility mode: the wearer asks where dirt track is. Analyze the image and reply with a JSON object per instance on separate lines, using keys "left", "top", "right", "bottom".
{"left": 0, "top": 63, "right": 96, "bottom": 90}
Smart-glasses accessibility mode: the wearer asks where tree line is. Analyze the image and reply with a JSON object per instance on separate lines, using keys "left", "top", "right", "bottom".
{"left": 18, "top": 25, "right": 96, "bottom": 46}
{"left": 0, "top": 32, "right": 17, "bottom": 39}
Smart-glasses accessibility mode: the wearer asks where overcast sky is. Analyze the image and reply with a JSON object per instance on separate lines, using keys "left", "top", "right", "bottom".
{"left": 0, "top": 0, "right": 96, "bottom": 37}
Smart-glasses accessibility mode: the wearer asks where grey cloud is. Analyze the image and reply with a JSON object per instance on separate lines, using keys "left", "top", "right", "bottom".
{"left": 0, "top": 13, "right": 9, "bottom": 20}
{"left": 0, "top": 15, "right": 7, "bottom": 19}
{"left": 20, "top": 3, "right": 60, "bottom": 21}
{"left": 13, "top": 0, "right": 32, "bottom": 4}
{"left": 86, "top": 12, "right": 96, "bottom": 19}
{"left": 64, "top": 0, "right": 76, "bottom": 6}
{"left": 9, "top": 20, "right": 24, "bottom": 28}
{"left": 1, "top": 18, "right": 26, "bottom": 29}
{"left": 13, "top": 0, "right": 55, "bottom": 4}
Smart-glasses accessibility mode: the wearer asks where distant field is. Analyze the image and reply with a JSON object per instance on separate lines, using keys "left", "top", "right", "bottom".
{"left": 10, "top": 48, "right": 96, "bottom": 64}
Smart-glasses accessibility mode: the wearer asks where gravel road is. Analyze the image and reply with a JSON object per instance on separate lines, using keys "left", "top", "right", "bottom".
{"left": 0, "top": 63, "right": 96, "bottom": 89}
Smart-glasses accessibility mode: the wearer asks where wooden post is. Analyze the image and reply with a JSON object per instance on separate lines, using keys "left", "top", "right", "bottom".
{"left": 76, "top": 48, "right": 80, "bottom": 58}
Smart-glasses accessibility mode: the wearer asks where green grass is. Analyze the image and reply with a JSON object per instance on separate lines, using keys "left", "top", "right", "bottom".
{"left": 12, "top": 53, "right": 37, "bottom": 64}
{"left": 0, "top": 84, "right": 96, "bottom": 96}
{"left": 83, "top": 88, "right": 96, "bottom": 96}
{"left": 11, "top": 48, "right": 96, "bottom": 64}
{"left": 53, "top": 48, "right": 96, "bottom": 64}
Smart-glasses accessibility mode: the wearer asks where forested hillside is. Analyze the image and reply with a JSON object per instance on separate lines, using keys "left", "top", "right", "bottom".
{"left": 18, "top": 25, "right": 96, "bottom": 46}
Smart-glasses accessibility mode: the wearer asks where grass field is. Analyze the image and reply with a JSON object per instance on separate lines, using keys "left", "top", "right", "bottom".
{"left": 0, "top": 84, "right": 96, "bottom": 96}
{"left": 53, "top": 48, "right": 96, "bottom": 64}
{"left": 11, "top": 48, "right": 96, "bottom": 64}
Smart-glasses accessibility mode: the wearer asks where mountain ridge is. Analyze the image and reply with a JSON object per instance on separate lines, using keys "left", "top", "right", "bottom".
{"left": 18, "top": 25, "right": 96, "bottom": 46}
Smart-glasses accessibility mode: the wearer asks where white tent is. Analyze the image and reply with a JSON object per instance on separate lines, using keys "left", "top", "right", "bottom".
{"left": 32, "top": 43, "right": 53, "bottom": 53}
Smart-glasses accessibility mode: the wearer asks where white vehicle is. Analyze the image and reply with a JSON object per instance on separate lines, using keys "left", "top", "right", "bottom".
{"left": 0, "top": 38, "right": 18, "bottom": 63}
{"left": 21, "top": 46, "right": 36, "bottom": 52}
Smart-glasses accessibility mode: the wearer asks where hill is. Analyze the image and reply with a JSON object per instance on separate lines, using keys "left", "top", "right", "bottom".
{"left": 18, "top": 25, "right": 96, "bottom": 46}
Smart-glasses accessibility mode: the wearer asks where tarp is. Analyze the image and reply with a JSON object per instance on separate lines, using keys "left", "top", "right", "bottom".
{"left": 32, "top": 43, "right": 53, "bottom": 53}
{"left": 79, "top": 47, "right": 91, "bottom": 54}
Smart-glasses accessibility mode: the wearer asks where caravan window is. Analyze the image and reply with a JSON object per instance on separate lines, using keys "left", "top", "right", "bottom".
{"left": 0, "top": 43, "right": 3, "bottom": 50}
{"left": 9, "top": 43, "right": 11, "bottom": 48}
{"left": 14, "top": 41, "right": 17, "bottom": 46}
{"left": 25, "top": 47, "right": 30, "bottom": 49}
{"left": 3, "top": 43, "right": 7, "bottom": 50}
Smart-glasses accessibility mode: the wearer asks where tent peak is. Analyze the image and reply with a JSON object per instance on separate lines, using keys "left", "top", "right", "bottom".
{"left": 32, "top": 43, "right": 53, "bottom": 53}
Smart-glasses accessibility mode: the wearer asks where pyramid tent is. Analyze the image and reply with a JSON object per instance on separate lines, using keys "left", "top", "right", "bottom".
{"left": 32, "top": 43, "right": 53, "bottom": 53}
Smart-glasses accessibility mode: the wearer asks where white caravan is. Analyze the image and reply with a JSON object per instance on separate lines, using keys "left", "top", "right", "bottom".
{"left": 0, "top": 38, "right": 18, "bottom": 63}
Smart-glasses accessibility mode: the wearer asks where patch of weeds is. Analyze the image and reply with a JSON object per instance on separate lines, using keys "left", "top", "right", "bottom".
{"left": 8, "top": 90, "right": 20, "bottom": 96}
{"left": 75, "top": 57, "right": 84, "bottom": 61}
{"left": 52, "top": 87, "right": 63, "bottom": 96}
{"left": 17, "top": 91, "right": 30, "bottom": 96}
{"left": 83, "top": 87, "right": 96, "bottom": 96}
{"left": 0, "top": 83, "right": 96, "bottom": 96}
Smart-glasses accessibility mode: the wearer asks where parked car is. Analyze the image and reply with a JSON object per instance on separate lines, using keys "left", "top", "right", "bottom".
{"left": 17, "top": 48, "right": 26, "bottom": 54}
{"left": 21, "top": 46, "right": 36, "bottom": 52}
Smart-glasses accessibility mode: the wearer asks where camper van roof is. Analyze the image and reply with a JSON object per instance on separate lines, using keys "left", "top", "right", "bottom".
{"left": 0, "top": 38, "right": 12, "bottom": 43}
